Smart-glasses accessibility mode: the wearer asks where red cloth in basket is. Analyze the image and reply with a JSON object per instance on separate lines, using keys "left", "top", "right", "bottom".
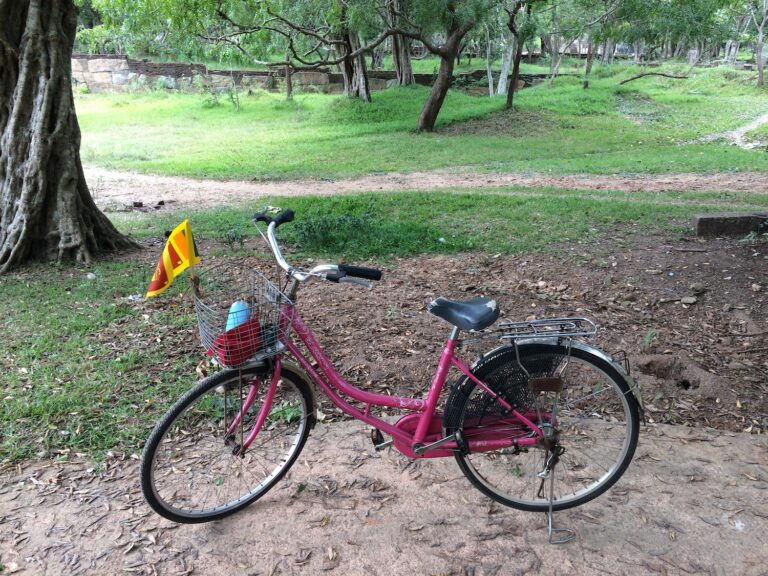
{"left": 207, "top": 316, "right": 262, "bottom": 367}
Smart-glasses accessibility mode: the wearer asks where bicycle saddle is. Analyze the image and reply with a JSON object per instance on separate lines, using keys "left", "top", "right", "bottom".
{"left": 426, "top": 297, "right": 500, "bottom": 331}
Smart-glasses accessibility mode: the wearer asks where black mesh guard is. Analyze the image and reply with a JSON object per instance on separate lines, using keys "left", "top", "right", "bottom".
{"left": 443, "top": 346, "right": 566, "bottom": 431}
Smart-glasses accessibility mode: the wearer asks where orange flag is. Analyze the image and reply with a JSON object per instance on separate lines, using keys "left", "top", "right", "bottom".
{"left": 145, "top": 220, "right": 201, "bottom": 298}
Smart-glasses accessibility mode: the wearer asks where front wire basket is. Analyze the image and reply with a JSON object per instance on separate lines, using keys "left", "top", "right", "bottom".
{"left": 191, "top": 266, "right": 293, "bottom": 368}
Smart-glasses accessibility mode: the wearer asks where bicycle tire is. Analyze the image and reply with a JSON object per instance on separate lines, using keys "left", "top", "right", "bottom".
{"left": 141, "top": 362, "right": 314, "bottom": 523}
{"left": 444, "top": 343, "right": 639, "bottom": 512}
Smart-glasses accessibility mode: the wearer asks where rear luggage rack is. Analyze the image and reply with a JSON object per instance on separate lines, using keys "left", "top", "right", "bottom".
{"left": 498, "top": 317, "right": 597, "bottom": 340}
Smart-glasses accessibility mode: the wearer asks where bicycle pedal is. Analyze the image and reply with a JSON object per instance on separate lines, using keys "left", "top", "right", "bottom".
{"left": 370, "top": 428, "right": 392, "bottom": 451}
{"left": 370, "top": 428, "right": 385, "bottom": 447}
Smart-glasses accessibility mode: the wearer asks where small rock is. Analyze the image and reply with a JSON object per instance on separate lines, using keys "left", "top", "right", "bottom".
{"left": 751, "top": 283, "right": 762, "bottom": 292}
{"left": 86, "top": 272, "right": 97, "bottom": 280}
{"left": 680, "top": 296, "right": 697, "bottom": 305}
{"left": 689, "top": 282, "right": 706, "bottom": 295}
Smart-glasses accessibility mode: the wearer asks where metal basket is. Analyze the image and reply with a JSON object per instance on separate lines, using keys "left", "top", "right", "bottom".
{"left": 191, "top": 267, "right": 293, "bottom": 368}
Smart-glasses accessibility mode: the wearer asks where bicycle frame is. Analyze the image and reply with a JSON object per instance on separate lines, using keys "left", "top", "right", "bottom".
{"left": 234, "top": 301, "right": 546, "bottom": 459}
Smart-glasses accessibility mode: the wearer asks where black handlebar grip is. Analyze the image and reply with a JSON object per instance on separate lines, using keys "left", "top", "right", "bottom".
{"left": 253, "top": 211, "right": 272, "bottom": 224}
{"left": 252, "top": 209, "right": 295, "bottom": 228}
{"left": 273, "top": 209, "right": 295, "bottom": 228}
{"left": 338, "top": 264, "right": 382, "bottom": 281}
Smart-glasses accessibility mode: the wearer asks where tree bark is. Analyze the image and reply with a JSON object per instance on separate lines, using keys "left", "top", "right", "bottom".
{"left": 505, "top": 25, "right": 526, "bottom": 109}
{"left": 337, "top": 30, "right": 371, "bottom": 102}
{"left": 284, "top": 54, "right": 293, "bottom": 100}
{"left": 755, "top": 3, "right": 767, "bottom": 87}
{"left": 417, "top": 21, "right": 471, "bottom": 132}
{"left": 392, "top": 33, "right": 415, "bottom": 85}
{"left": 496, "top": 29, "right": 515, "bottom": 95}
{"left": 583, "top": 28, "right": 595, "bottom": 89}
{"left": 0, "top": 0, "right": 137, "bottom": 273}
{"left": 484, "top": 25, "right": 494, "bottom": 97}
{"left": 505, "top": 1, "right": 531, "bottom": 110}
{"left": 418, "top": 52, "right": 457, "bottom": 132}
{"left": 388, "top": 0, "right": 414, "bottom": 86}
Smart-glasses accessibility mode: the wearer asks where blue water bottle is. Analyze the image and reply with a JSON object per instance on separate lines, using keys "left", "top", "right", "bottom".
{"left": 225, "top": 300, "right": 250, "bottom": 330}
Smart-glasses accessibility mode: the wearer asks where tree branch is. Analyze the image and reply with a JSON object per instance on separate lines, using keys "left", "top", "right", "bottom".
{"left": 619, "top": 72, "right": 688, "bottom": 85}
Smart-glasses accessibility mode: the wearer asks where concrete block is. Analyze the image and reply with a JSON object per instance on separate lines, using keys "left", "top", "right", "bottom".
{"left": 694, "top": 212, "right": 768, "bottom": 237}
{"left": 88, "top": 58, "right": 129, "bottom": 73}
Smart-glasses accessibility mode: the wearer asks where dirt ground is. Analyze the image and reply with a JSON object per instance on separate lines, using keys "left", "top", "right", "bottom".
{"left": 85, "top": 167, "right": 768, "bottom": 213}
{"left": 1, "top": 422, "right": 767, "bottom": 576}
{"left": 2, "top": 168, "right": 768, "bottom": 575}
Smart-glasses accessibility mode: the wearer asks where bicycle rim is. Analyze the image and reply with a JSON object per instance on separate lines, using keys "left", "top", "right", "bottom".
{"left": 142, "top": 366, "right": 312, "bottom": 522}
{"left": 451, "top": 345, "right": 639, "bottom": 512}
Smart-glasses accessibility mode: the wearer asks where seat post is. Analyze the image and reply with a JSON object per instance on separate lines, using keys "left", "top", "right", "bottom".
{"left": 449, "top": 326, "right": 461, "bottom": 341}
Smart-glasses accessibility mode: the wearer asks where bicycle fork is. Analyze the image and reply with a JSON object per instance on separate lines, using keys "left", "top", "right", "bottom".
{"left": 225, "top": 360, "right": 283, "bottom": 457}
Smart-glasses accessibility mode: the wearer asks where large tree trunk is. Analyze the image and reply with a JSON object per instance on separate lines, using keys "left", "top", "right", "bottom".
{"left": 388, "top": 0, "right": 415, "bottom": 86}
{"left": 338, "top": 31, "right": 371, "bottom": 102}
{"left": 0, "top": 0, "right": 137, "bottom": 273}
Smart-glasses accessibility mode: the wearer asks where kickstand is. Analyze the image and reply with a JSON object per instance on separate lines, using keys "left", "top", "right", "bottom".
{"left": 545, "top": 469, "right": 576, "bottom": 545}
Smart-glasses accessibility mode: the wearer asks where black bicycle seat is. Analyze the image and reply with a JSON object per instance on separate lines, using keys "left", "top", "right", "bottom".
{"left": 426, "top": 297, "right": 500, "bottom": 331}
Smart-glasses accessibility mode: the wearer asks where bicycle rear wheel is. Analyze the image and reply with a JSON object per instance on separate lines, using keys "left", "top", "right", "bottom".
{"left": 141, "top": 363, "right": 314, "bottom": 523}
{"left": 444, "top": 343, "right": 639, "bottom": 512}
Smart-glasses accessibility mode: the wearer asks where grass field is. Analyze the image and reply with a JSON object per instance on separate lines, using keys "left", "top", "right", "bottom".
{"left": 76, "top": 65, "right": 768, "bottom": 180}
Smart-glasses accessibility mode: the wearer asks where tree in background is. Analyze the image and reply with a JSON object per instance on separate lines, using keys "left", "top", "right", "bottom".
{"left": 0, "top": 0, "right": 137, "bottom": 273}
{"left": 750, "top": 0, "right": 768, "bottom": 85}
{"left": 386, "top": 0, "right": 415, "bottom": 85}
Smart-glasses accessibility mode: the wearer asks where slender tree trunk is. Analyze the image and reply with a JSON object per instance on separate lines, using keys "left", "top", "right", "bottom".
{"left": 505, "top": 2, "right": 530, "bottom": 109}
{"left": 418, "top": 54, "right": 456, "bottom": 132}
{"left": 583, "top": 28, "right": 595, "bottom": 89}
{"left": 496, "top": 30, "right": 516, "bottom": 95}
{"left": 757, "top": 26, "right": 765, "bottom": 86}
{"left": 485, "top": 25, "right": 494, "bottom": 97}
{"left": 0, "top": 0, "right": 137, "bottom": 273}
{"left": 370, "top": 46, "right": 384, "bottom": 70}
{"left": 506, "top": 29, "right": 526, "bottom": 109}
{"left": 547, "top": 5, "right": 561, "bottom": 85}
{"left": 601, "top": 39, "right": 615, "bottom": 63}
{"left": 417, "top": 22, "right": 471, "bottom": 132}
{"left": 284, "top": 57, "right": 293, "bottom": 101}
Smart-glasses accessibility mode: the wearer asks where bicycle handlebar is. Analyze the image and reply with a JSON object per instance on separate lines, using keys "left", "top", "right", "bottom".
{"left": 253, "top": 209, "right": 295, "bottom": 228}
{"left": 253, "top": 209, "right": 382, "bottom": 286}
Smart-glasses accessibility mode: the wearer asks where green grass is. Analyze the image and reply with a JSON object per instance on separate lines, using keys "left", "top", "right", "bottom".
{"left": 77, "top": 65, "right": 768, "bottom": 180}
{"left": 114, "top": 186, "right": 768, "bottom": 259}
{"left": 0, "top": 262, "right": 198, "bottom": 461}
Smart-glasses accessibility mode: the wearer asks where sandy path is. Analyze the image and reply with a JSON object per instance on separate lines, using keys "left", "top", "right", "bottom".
{"left": 85, "top": 166, "right": 768, "bottom": 212}
{"left": 700, "top": 111, "right": 768, "bottom": 149}
{"left": 1, "top": 421, "right": 766, "bottom": 575}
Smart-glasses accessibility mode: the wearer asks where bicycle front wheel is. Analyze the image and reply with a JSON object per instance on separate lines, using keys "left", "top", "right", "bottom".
{"left": 445, "top": 343, "right": 640, "bottom": 512}
{"left": 141, "top": 363, "right": 314, "bottom": 523}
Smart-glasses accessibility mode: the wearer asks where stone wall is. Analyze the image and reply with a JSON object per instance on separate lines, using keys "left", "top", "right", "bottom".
{"left": 71, "top": 54, "right": 540, "bottom": 94}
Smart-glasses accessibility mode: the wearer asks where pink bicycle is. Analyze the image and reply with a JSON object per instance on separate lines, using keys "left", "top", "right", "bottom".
{"left": 141, "top": 210, "right": 641, "bottom": 541}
